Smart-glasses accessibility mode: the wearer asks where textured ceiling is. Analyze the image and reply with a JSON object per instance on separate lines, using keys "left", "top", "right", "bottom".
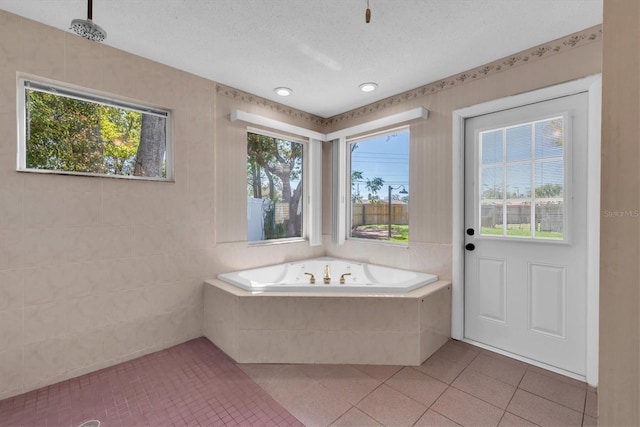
{"left": 0, "top": 0, "right": 602, "bottom": 118}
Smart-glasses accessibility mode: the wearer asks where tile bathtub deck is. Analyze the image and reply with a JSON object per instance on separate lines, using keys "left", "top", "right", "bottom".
{"left": 0, "top": 338, "right": 597, "bottom": 426}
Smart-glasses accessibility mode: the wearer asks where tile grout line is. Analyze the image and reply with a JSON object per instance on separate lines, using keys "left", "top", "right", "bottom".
{"left": 383, "top": 367, "right": 448, "bottom": 408}
{"left": 450, "top": 360, "right": 523, "bottom": 412}
{"left": 450, "top": 348, "right": 535, "bottom": 426}
{"left": 424, "top": 407, "right": 464, "bottom": 427}
{"left": 478, "top": 351, "right": 587, "bottom": 415}
{"left": 410, "top": 406, "right": 430, "bottom": 427}
{"left": 518, "top": 365, "right": 589, "bottom": 414}
{"left": 324, "top": 404, "right": 355, "bottom": 426}
{"left": 451, "top": 345, "right": 482, "bottom": 382}
{"left": 348, "top": 366, "right": 411, "bottom": 426}
{"left": 502, "top": 365, "right": 585, "bottom": 426}
{"left": 338, "top": 369, "right": 431, "bottom": 426}
{"left": 580, "top": 386, "right": 589, "bottom": 426}
{"left": 514, "top": 388, "right": 585, "bottom": 419}
{"left": 497, "top": 361, "right": 535, "bottom": 426}
{"left": 408, "top": 343, "right": 485, "bottom": 425}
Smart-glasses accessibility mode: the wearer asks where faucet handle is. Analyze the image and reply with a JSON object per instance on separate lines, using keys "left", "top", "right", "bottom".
{"left": 304, "top": 272, "right": 316, "bottom": 284}
{"left": 339, "top": 273, "right": 352, "bottom": 284}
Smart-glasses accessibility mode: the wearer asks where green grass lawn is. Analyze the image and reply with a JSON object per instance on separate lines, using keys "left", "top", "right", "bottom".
{"left": 352, "top": 224, "right": 409, "bottom": 243}
{"left": 481, "top": 224, "right": 563, "bottom": 239}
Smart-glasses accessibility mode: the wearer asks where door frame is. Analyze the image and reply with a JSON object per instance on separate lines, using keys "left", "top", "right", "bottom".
{"left": 452, "top": 75, "right": 601, "bottom": 386}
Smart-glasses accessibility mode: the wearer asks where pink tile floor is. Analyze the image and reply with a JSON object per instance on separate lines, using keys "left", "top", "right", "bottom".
{"left": 0, "top": 338, "right": 598, "bottom": 427}
{"left": 0, "top": 338, "right": 301, "bottom": 427}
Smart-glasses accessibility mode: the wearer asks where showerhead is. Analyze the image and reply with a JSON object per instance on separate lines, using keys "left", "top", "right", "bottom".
{"left": 70, "top": 0, "right": 107, "bottom": 42}
{"left": 70, "top": 18, "right": 107, "bottom": 42}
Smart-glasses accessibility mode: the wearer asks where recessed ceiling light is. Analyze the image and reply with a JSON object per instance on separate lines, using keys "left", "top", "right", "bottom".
{"left": 274, "top": 87, "right": 292, "bottom": 97}
{"left": 359, "top": 82, "right": 378, "bottom": 92}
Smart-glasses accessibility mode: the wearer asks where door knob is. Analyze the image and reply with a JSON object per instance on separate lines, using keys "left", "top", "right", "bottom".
{"left": 465, "top": 243, "right": 475, "bottom": 251}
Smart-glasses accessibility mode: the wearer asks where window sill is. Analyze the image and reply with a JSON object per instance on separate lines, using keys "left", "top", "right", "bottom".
{"left": 17, "top": 168, "right": 174, "bottom": 182}
{"left": 248, "top": 237, "right": 308, "bottom": 247}
{"left": 346, "top": 237, "right": 410, "bottom": 248}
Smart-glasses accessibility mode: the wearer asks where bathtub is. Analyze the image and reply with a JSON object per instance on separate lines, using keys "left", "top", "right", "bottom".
{"left": 205, "top": 257, "right": 451, "bottom": 366}
{"left": 217, "top": 257, "right": 438, "bottom": 293}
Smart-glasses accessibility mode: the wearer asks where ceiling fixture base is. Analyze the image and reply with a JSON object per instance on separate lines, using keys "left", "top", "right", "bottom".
{"left": 274, "top": 87, "right": 293, "bottom": 97}
{"left": 359, "top": 82, "right": 378, "bottom": 92}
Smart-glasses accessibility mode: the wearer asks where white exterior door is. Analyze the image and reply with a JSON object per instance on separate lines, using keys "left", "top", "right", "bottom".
{"left": 464, "top": 93, "right": 588, "bottom": 376}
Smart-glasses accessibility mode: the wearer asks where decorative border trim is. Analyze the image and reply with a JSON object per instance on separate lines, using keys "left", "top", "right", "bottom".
{"left": 324, "top": 25, "right": 602, "bottom": 126}
{"left": 216, "top": 25, "right": 602, "bottom": 128}
{"left": 215, "top": 84, "right": 325, "bottom": 126}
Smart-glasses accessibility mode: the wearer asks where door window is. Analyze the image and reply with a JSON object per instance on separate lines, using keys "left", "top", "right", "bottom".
{"left": 478, "top": 116, "right": 566, "bottom": 240}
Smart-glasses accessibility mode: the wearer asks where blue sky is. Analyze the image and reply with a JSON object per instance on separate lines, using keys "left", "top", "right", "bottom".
{"left": 350, "top": 129, "right": 410, "bottom": 200}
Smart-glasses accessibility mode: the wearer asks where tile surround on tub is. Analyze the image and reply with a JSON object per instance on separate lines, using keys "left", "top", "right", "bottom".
{"left": 204, "top": 279, "right": 451, "bottom": 365}
{"left": 322, "top": 236, "right": 453, "bottom": 281}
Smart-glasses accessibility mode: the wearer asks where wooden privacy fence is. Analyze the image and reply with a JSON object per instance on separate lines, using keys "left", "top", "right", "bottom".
{"left": 352, "top": 202, "right": 408, "bottom": 226}
{"left": 481, "top": 203, "right": 564, "bottom": 232}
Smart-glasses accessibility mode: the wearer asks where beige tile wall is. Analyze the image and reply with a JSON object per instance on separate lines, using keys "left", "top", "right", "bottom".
{"left": 599, "top": 1, "right": 640, "bottom": 425}
{"left": 203, "top": 282, "right": 239, "bottom": 360}
{"left": 0, "top": 10, "right": 212, "bottom": 399}
{"left": 204, "top": 279, "right": 451, "bottom": 366}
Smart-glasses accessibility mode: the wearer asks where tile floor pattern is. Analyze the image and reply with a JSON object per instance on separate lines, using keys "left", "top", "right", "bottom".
{"left": 0, "top": 338, "right": 598, "bottom": 426}
{"left": 240, "top": 340, "right": 598, "bottom": 427}
{"left": 0, "top": 338, "right": 301, "bottom": 427}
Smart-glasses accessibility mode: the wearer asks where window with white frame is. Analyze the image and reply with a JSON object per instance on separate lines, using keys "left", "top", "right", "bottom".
{"left": 479, "top": 116, "right": 566, "bottom": 240}
{"left": 348, "top": 127, "right": 410, "bottom": 243}
{"left": 247, "top": 131, "right": 305, "bottom": 242}
{"left": 19, "top": 78, "right": 171, "bottom": 180}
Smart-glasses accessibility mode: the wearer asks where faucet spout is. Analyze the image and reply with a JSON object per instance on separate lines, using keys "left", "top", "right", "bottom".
{"left": 323, "top": 264, "right": 331, "bottom": 284}
{"left": 339, "top": 273, "right": 351, "bottom": 284}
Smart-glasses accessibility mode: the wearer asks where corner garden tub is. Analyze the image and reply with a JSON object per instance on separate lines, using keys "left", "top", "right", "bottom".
{"left": 204, "top": 257, "right": 451, "bottom": 365}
